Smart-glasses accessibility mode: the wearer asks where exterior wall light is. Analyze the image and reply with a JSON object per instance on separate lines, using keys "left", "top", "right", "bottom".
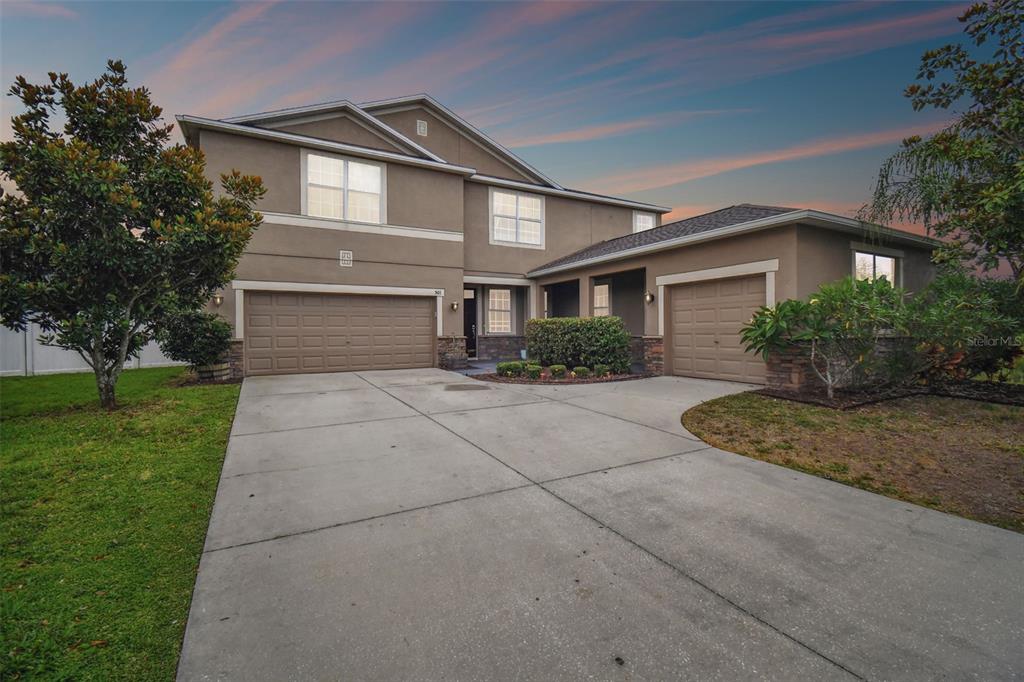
{"left": 213, "top": 294, "right": 224, "bottom": 307}
{"left": 450, "top": 301, "right": 459, "bottom": 312}
{"left": 644, "top": 290, "right": 655, "bottom": 304}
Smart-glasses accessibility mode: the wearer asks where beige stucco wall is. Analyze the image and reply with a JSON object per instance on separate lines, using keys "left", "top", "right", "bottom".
{"left": 273, "top": 115, "right": 406, "bottom": 154}
{"left": 199, "top": 129, "right": 464, "bottom": 232}
{"left": 532, "top": 223, "right": 937, "bottom": 338}
{"left": 534, "top": 225, "right": 801, "bottom": 336}
{"left": 201, "top": 130, "right": 301, "bottom": 214}
{"left": 463, "top": 181, "right": 639, "bottom": 276}
{"left": 385, "top": 164, "right": 464, "bottom": 231}
{"left": 374, "top": 107, "right": 535, "bottom": 183}
{"left": 795, "top": 225, "right": 935, "bottom": 296}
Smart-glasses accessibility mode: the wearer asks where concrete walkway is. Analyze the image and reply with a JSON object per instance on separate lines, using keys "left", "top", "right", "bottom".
{"left": 178, "top": 369, "right": 1024, "bottom": 680}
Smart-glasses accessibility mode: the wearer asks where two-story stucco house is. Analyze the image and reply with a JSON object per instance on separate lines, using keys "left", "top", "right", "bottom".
{"left": 177, "top": 94, "right": 936, "bottom": 384}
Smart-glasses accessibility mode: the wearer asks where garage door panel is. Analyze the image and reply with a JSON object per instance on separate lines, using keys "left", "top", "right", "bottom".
{"left": 245, "top": 292, "right": 435, "bottom": 376}
{"left": 669, "top": 275, "right": 766, "bottom": 384}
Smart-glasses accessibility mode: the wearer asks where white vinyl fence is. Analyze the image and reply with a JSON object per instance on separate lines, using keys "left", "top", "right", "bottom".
{"left": 1, "top": 324, "right": 183, "bottom": 377}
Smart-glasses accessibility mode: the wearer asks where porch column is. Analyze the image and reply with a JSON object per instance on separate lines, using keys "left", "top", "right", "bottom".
{"left": 579, "top": 277, "right": 591, "bottom": 318}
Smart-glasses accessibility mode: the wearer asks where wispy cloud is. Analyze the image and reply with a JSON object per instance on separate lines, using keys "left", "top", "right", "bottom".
{"left": 586, "top": 120, "right": 949, "bottom": 194}
{"left": 503, "top": 109, "right": 750, "bottom": 148}
{"left": 2, "top": 1, "right": 78, "bottom": 20}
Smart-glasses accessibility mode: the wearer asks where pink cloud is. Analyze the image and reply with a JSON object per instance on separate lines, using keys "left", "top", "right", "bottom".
{"left": 2, "top": 1, "right": 78, "bottom": 19}
{"left": 586, "top": 120, "right": 950, "bottom": 194}
{"left": 502, "top": 109, "right": 750, "bottom": 148}
{"left": 662, "top": 204, "right": 727, "bottom": 223}
{"left": 202, "top": 2, "right": 430, "bottom": 115}
{"left": 148, "top": 2, "right": 278, "bottom": 100}
{"left": 345, "top": 1, "right": 597, "bottom": 103}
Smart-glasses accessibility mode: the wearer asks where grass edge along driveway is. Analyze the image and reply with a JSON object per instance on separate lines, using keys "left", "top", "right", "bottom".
{"left": 1, "top": 367, "right": 238, "bottom": 680}
{"left": 683, "top": 392, "right": 1023, "bottom": 533}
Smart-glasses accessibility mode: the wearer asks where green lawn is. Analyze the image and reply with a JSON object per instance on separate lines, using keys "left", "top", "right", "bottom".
{"left": 1, "top": 367, "right": 239, "bottom": 680}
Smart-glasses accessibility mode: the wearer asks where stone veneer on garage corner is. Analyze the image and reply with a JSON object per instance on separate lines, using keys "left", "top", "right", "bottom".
{"left": 437, "top": 336, "right": 469, "bottom": 370}
{"left": 642, "top": 336, "right": 664, "bottom": 375}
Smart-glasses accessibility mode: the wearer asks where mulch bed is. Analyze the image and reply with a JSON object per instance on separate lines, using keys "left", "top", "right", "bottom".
{"left": 759, "top": 379, "right": 1024, "bottom": 410}
{"left": 474, "top": 372, "right": 652, "bottom": 385}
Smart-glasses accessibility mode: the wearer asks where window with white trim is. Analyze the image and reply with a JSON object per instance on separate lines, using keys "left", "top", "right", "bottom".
{"left": 854, "top": 251, "right": 897, "bottom": 285}
{"left": 593, "top": 283, "right": 610, "bottom": 317}
{"left": 633, "top": 211, "right": 655, "bottom": 233}
{"left": 488, "top": 288, "right": 512, "bottom": 333}
{"left": 491, "top": 189, "right": 543, "bottom": 246}
{"left": 305, "top": 152, "right": 384, "bottom": 224}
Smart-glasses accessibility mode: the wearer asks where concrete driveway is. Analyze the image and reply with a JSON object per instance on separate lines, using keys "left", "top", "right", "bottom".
{"left": 178, "top": 369, "right": 1023, "bottom": 681}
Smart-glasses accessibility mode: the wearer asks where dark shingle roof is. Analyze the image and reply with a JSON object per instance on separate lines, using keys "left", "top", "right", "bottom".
{"left": 530, "top": 204, "right": 797, "bottom": 274}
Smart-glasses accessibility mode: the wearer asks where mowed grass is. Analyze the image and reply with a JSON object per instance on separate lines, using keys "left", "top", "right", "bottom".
{"left": 1, "top": 367, "right": 239, "bottom": 680}
{"left": 683, "top": 392, "right": 1024, "bottom": 532}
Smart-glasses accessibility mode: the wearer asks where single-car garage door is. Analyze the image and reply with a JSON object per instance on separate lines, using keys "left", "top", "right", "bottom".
{"left": 668, "top": 275, "right": 766, "bottom": 384}
{"left": 244, "top": 292, "right": 435, "bottom": 376}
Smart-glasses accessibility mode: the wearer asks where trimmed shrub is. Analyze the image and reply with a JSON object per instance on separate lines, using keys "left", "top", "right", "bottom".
{"left": 496, "top": 360, "right": 526, "bottom": 377}
{"left": 593, "top": 364, "right": 611, "bottom": 377}
{"left": 525, "top": 364, "right": 542, "bottom": 380}
{"left": 526, "top": 316, "right": 631, "bottom": 370}
{"left": 157, "top": 310, "right": 233, "bottom": 369}
{"left": 549, "top": 364, "right": 567, "bottom": 378}
{"left": 572, "top": 366, "right": 591, "bottom": 378}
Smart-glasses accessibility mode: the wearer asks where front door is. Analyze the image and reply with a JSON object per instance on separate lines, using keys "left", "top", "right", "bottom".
{"left": 463, "top": 289, "right": 477, "bottom": 357}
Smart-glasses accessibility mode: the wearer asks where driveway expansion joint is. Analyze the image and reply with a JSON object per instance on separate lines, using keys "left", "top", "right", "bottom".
{"left": 362, "top": 373, "right": 865, "bottom": 680}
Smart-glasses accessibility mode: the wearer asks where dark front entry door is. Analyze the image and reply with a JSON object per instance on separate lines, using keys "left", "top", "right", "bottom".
{"left": 463, "top": 290, "right": 477, "bottom": 357}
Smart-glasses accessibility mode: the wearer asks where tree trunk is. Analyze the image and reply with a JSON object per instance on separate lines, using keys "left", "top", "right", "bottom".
{"left": 96, "top": 368, "right": 118, "bottom": 410}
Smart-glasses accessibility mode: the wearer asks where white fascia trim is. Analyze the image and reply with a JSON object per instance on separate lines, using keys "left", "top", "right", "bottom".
{"left": 471, "top": 175, "right": 670, "bottom": 213}
{"left": 232, "top": 280, "right": 445, "bottom": 297}
{"left": 360, "top": 94, "right": 564, "bottom": 190}
{"left": 262, "top": 211, "right": 463, "bottom": 242}
{"left": 222, "top": 100, "right": 447, "bottom": 163}
{"left": 464, "top": 275, "right": 532, "bottom": 286}
{"left": 177, "top": 115, "right": 476, "bottom": 176}
{"left": 655, "top": 258, "right": 779, "bottom": 287}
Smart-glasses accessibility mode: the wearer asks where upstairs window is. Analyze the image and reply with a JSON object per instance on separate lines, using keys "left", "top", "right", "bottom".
{"left": 633, "top": 211, "right": 655, "bottom": 232}
{"left": 854, "top": 251, "right": 897, "bottom": 285}
{"left": 491, "top": 189, "right": 544, "bottom": 247}
{"left": 593, "top": 283, "right": 610, "bottom": 317}
{"left": 488, "top": 288, "right": 512, "bottom": 333}
{"left": 304, "top": 151, "right": 384, "bottom": 224}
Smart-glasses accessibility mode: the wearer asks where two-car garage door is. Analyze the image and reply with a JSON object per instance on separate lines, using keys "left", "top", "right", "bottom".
{"left": 668, "top": 275, "right": 767, "bottom": 384}
{"left": 244, "top": 292, "right": 434, "bottom": 376}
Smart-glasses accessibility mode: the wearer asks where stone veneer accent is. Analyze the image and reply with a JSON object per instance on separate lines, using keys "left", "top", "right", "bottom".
{"left": 641, "top": 336, "right": 664, "bottom": 375}
{"left": 227, "top": 339, "right": 245, "bottom": 379}
{"left": 437, "top": 336, "right": 468, "bottom": 370}
{"left": 476, "top": 335, "right": 526, "bottom": 361}
{"left": 766, "top": 344, "right": 814, "bottom": 391}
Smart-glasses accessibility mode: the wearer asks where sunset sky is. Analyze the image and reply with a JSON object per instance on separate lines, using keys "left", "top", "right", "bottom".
{"left": 1, "top": 1, "right": 972, "bottom": 224}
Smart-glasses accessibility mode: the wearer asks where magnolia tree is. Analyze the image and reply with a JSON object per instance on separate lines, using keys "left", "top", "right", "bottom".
{"left": 0, "top": 61, "right": 264, "bottom": 408}
{"left": 863, "top": 0, "right": 1023, "bottom": 282}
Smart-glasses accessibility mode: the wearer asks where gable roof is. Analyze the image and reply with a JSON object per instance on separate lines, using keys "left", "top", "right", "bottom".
{"left": 176, "top": 114, "right": 477, "bottom": 176}
{"left": 221, "top": 99, "right": 445, "bottom": 163}
{"left": 360, "top": 94, "right": 564, "bottom": 190}
{"left": 528, "top": 204, "right": 937, "bottom": 278}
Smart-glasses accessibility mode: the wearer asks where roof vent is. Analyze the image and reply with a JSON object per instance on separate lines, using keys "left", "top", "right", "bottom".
{"left": 416, "top": 119, "right": 428, "bottom": 137}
